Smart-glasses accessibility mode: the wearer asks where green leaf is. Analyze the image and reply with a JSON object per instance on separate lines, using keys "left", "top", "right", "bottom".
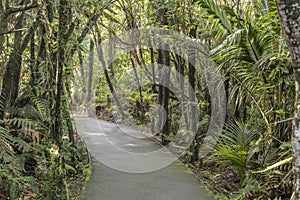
{"left": 255, "top": 157, "right": 292, "bottom": 173}
{"left": 65, "top": 163, "right": 77, "bottom": 173}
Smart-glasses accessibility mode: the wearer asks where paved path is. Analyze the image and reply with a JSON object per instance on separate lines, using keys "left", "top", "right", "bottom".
{"left": 74, "top": 116, "right": 214, "bottom": 200}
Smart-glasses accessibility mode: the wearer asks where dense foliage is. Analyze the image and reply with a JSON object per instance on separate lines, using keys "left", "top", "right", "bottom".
{"left": 76, "top": 0, "right": 294, "bottom": 199}
{"left": 0, "top": 0, "right": 91, "bottom": 199}
{"left": 0, "top": 0, "right": 298, "bottom": 199}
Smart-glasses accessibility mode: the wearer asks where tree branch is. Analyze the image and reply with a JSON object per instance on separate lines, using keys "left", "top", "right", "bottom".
{"left": 70, "top": 0, "right": 118, "bottom": 56}
{"left": 3, "top": 1, "right": 38, "bottom": 17}
{"left": 0, "top": 28, "right": 27, "bottom": 35}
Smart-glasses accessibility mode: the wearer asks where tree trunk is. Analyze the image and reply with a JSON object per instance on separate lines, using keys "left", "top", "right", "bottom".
{"left": 0, "top": 12, "right": 24, "bottom": 108}
{"left": 157, "top": 49, "right": 164, "bottom": 134}
{"left": 54, "top": 0, "right": 68, "bottom": 146}
{"left": 150, "top": 44, "right": 157, "bottom": 93}
{"left": 131, "top": 52, "right": 144, "bottom": 105}
{"left": 0, "top": 2, "right": 8, "bottom": 57}
{"left": 87, "top": 38, "right": 94, "bottom": 103}
{"left": 95, "top": 28, "right": 126, "bottom": 120}
{"left": 51, "top": 0, "right": 69, "bottom": 198}
{"left": 130, "top": 55, "right": 144, "bottom": 119}
{"left": 108, "top": 37, "right": 115, "bottom": 77}
{"left": 0, "top": 1, "right": 38, "bottom": 54}
{"left": 78, "top": 49, "right": 86, "bottom": 104}
{"left": 188, "top": 27, "right": 198, "bottom": 164}
{"left": 29, "top": 30, "right": 36, "bottom": 86}
{"left": 161, "top": 49, "right": 170, "bottom": 145}
{"left": 276, "top": 1, "right": 300, "bottom": 198}
{"left": 32, "top": 25, "right": 46, "bottom": 87}
{"left": 0, "top": 10, "right": 40, "bottom": 118}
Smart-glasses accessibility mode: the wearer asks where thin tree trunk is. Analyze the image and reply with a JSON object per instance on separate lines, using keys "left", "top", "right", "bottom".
{"left": 95, "top": 28, "right": 126, "bottom": 120}
{"left": 138, "top": 49, "right": 153, "bottom": 80}
{"left": 78, "top": 49, "right": 86, "bottom": 104}
{"left": 189, "top": 27, "right": 198, "bottom": 163}
{"left": 131, "top": 52, "right": 144, "bottom": 102}
{"left": 149, "top": 45, "right": 157, "bottom": 93}
{"left": 157, "top": 49, "right": 164, "bottom": 133}
{"left": 156, "top": 7, "right": 170, "bottom": 144}
{"left": 149, "top": 42, "right": 156, "bottom": 134}
{"left": 29, "top": 30, "right": 35, "bottom": 86}
{"left": 276, "top": 1, "right": 300, "bottom": 198}
{"left": 131, "top": 44, "right": 153, "bottom": 82}
{"left": 108, "top": 37, "right": 115, "bottom": 77}
{"left": 130, "top": 55, "right": 144, "bottom": 113}
{"left": 0, "top": 2, "right": 8, "bottom": 58}
{"left": 87, "top": 38, "right": 94, "bottom": 103}
{"left": 161, "top": 49, "right": 170, "bottom": 145}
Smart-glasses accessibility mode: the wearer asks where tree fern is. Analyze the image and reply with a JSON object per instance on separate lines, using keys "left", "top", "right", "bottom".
{"left": 232, "top": 174, "right": 268, "bottom": 200}
{"left": 0, "top": 94, "right": 49, "bottom": 198}
{"left": 9, "top": 176, "right": 37, "bottom": 199}
{"left": 0, "top": 118, "right": 37, "bottom": 199}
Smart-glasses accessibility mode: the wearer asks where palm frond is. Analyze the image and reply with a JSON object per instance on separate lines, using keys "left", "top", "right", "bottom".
{"left": 198, "top": 0, "right": 235, "bottom": 38}
{"left": 213, "top": 119, "right": 258, "bottom": 175}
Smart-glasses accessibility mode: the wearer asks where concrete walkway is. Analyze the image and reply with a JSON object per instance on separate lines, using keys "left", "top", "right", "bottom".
{"left": 74, "top": 116, "right": 214, "bottom": 200}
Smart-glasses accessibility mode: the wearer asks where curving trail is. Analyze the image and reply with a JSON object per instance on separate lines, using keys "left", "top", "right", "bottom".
{"left": 74, "top": 116, "right": 214, "bottom": 200}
